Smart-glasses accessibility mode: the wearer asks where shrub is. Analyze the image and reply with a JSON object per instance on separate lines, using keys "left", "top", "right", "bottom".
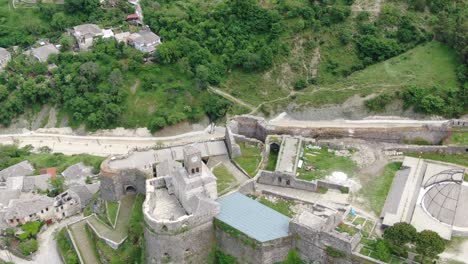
{"left": 365, "top": 93, "right": 394, "bottom": 112}
{"left": 326, "top": 246, "right": 346, "bottom": 258}
{"left": 18, "top": 221, "right": 42, "bottom": 241}
{"left": 374, "top": 239, "right": 391, "bottom": 262}
{"left": 294, "top": 79, "right": 308, "bottom": 90}
{"left": 18, "top": 239, "right": 38, "bottom": 256}
{"left": 339, "top": 186, "right": 349, "bottom": 194}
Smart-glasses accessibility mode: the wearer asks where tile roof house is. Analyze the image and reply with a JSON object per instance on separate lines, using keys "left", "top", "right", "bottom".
{"left": 72, "top": 24, "right": 105, "bottom": 50}
{"left": 4, "top": 195, "right": 54, "bottom": 226}
{"left": 0, "top": 47, "right": 11, "bottom": 70}
{"left": 128, "top": 30, "right": 161, "bottom": 53}
{"left": 62, "top": 162, "right": 93, "bottom": 186}
{"left": 0, "top": 161, "right": 35, "bottom": 182}
{"left": 29, "top": 44, "right": 60, "bottom": 62}
{"left": 22, "top": 174, "right": 51, "bottom": 192}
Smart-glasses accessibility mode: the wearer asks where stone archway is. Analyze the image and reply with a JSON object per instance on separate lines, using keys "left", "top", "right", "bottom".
{"left": 125, "top": 185, "right": 136, "bottom": 194}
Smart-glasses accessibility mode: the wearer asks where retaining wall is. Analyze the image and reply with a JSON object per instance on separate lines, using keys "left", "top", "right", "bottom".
{"left": 215, "top": 224, "right": 293, "bottom": 264}
{"left": 229, "top": 115, "right": 453, "bottom": 144}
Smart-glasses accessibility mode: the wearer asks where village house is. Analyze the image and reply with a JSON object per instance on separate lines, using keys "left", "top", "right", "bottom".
{"left": 28, "top": 44, "right": 60, "bottom": 63}
{"left": 127, "top": 30, "right": 161, "bottom": 53}
{"left": 72, "top": 24, "right": 107, "bottom": 50}
{"left": 0, "top": 47, "right": 11, "bottom": 70}
{"left": 5, "top": 195, "right": 54, "bottom": 226}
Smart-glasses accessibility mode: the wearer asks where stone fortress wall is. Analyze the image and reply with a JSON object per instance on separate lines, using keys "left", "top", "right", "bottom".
{"left": 228, "top": 115, "right": 453, "bottom": 144}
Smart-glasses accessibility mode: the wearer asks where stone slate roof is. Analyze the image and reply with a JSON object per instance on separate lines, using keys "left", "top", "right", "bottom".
{"left": 0, "top": 190, "right": 20, "bottom": 209}
{"left": 62, "top": 162, "right": 93, "bottom": 185}
{"left": 69, "top": 184, "right": 94, "bottom": 208}
{"left": 22, "top": 174, "right": 51, "bottom": 192}
{"left": 31, "top": 44, "right": 59, "bottom": 62}
{"left": 0, "top": 161, "right": 34, "bottom": 181}
{"left": 73, "top": 24, "right": 103, "bottom": 37}
{"left": 5, "top": 195, "right": 53, "bottom": 220}
{"left": 216, "top": 192, "right": 291, "bottom": 242}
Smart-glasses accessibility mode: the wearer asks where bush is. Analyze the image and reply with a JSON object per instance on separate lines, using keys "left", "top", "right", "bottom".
{"left": 213, "top": 250, "right": 237, "bottom": 264}
{"left": 294, "top": 79, "right": 308, "bottom": 90}
{"left": 278, "top": 249, "right": 305, "bottom": 264}
{"left": 326, "top": 246, "right": 346, "bottom": 258}
{"left": 18, "top": 239, "right": 38, "bottom": 256}
{"left": 339, "top": 186, "right": 349, "bottom": 194}
{"left": 18, "top": 221, "right": 42, "bottom": 241}
{"left": 365, "top": 93, "right": 394, "bottom": 112}
{"left": 374, "top": 239, "right": 391, "bottom": 262}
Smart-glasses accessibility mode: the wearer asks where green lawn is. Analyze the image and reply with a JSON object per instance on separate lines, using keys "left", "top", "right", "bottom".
{"left": 297, "top": 147, "right": 357, "bottom": 181}
{"left": 406, "top": 153, "right": 468, "bottom": 167}
{"left": 352, "top": 217, "right": 366, "bottom": 226}
{"left": 335, "top": 223, "right": 359, "bottom": 236}
{"left": 234, "top": 142, "right": 262, "bottom": 177}
{"left": 258, "top": 197, "right": 295, "bottom": 218}
{"left": 359, "top": 162, "right": 402, "bottom": 215}
{"left": 106, "top": 201, "right": 119, "bottom": 227}
{"left": 212, "top": 165, "right": 237, "bottom": 194}
{"left": 446, "top": 131, "right": 468, "bottom": 145}
{"left": 265, "top": 150, "right": 279, "bottom": 171}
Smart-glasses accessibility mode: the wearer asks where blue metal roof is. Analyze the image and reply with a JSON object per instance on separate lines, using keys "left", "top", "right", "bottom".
{"left": 216, "top": 192, "right": 291, "bottom": 242}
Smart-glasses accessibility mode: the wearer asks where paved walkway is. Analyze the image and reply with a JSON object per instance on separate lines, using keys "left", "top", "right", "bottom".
{"left": 0, "top": 127, "right": 225, "bottom": 156}
{"left": 0, "top": 215, "right": 81, "bottom": 264}
{"left": 256, "top": 183, "right": 350, "bottom": 206}
{"left": 88, "top": 195, "right": 135, "bottom": 245}
{"left": 68, "top": 219, "right": 100, "bottom": 264}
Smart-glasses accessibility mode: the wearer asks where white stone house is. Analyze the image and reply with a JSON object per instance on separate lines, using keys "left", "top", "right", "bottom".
{"left": 72, "top": 24, "right": 105, "bottom": 50}
{"left": 127, "top": 30, "right": 161, "bottom": 53}
{"left": 28, "top": 44, "right": 60, "bottom": 63}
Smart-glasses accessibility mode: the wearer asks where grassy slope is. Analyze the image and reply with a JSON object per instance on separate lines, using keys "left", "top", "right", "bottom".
{"left": 296, "top": 41, "right": 460, "bottom": 106}
{"left": 221, "top": 41, "right": 460, "bottom": 113}
{"left": 234, "top": 142, "right": 262, "bottom": 177}
{"left": 212, "top": 165, "right": 237, "bottom": 194}
{"left": 7, "top": 153, "right": 105, "bottom": 174}
{"left": 359, "top": 162, "right": 402, "bottom": 215}
{"left": 119, "top": 64, "right": 202, "bottom": 128}
{"left": 106, "top": 201, "right": 119, "bottom": 226}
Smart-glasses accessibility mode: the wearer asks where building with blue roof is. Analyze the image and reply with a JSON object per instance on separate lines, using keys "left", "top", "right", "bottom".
{"left": 216, "top": 192, "right": 291, "bottom": 242}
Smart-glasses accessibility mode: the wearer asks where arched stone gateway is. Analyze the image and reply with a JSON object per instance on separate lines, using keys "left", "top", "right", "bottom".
{"left": 125, "top": 185, "right": 136, "bottom": 194}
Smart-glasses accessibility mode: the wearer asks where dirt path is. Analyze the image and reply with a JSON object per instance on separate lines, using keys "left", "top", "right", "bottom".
{"left": 130, "top": 80, "right": 140, "bottom": 94}
{"left": 208, "top": 86, "right": 256, "bottom": 111}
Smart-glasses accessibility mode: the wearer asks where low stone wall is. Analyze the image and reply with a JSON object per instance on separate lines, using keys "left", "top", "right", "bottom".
{"left": 215, "top": 221, "right": 293, "bottom": 264}
{"left": 225, "top": 127, "right": 241, "bottom": 159}
{"left": 384, "top": 145, "right": 467, "bottom": 155}
{"left": 257, "top": 170, "right": 318, "bottom": 192}
{"left": 289, "top": 219, "right": 362, "bottom": 264}
{"left": 450, "top": 119, "right": 468, "bottom": 127}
